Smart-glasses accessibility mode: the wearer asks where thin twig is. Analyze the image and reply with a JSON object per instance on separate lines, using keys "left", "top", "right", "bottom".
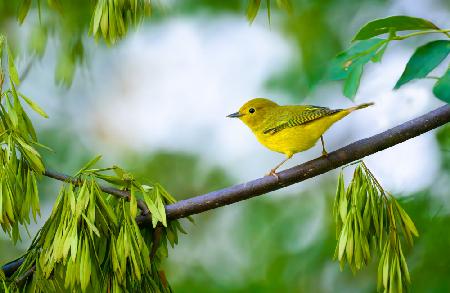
{"left": 14, "top": 265, "right": 36, "bottom": 285}
{"left": 43, "top": 169, "right": 150, "bottom": 214}
{"left": 392, "top": 29, "right": 450, "bottom": 40}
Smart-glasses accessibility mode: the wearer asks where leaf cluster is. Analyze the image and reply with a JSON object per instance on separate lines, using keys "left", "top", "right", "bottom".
{"left": 5, "top": 158, "right": 185, "bottom": 292}
{"left": 333, "top": 162, "right": 418, "bottom": 292}
{"left": 246, "top": 0, "right": 292, "bottom": 24}
{"left": 90, "top": 0, "right": 152, "bottom": 45}
{"left": 0, "top": 35, "right": 48, "bottom": 243}
{"left": 328, "top": 15, "right": 450, "bottom": 102}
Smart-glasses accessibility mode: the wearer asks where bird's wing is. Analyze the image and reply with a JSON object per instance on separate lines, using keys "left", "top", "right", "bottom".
{"left": 263, "top": 105, "right": 341, "bottom": 135}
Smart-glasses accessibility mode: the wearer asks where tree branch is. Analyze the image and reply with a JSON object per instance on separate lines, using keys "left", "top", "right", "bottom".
{"left": 2, "top": 104, "right": 450, "bottom": 278}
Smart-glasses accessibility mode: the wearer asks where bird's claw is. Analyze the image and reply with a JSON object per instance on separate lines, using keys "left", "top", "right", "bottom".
{"left": 266, "top": 169, "right": 280, "bottom": 180}
{"left": 322, "top": 150, "right": 328, "bottom": 157}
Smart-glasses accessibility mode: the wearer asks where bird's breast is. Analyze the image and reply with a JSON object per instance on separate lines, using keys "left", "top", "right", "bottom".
{"left": 255, "top": 125, "right": 319, "bottom": 155}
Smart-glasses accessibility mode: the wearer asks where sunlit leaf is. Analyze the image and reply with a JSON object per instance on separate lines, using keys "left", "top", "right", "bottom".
{"left": 338, "top": 220, "right": 348, "bottom": 260}
{"left": 19, "top": 93, "right": 49, "bottom": 118}
{"left": 17, "top": 0, "right": 32, "bottom": 24}
{"left": 77, "top": 155, "right": 102, "bottom": 175}
{"left": 7, "top": 45, "right": 20, "bottom": 85}
{"left": 393, "top": 199, "right": 419, "bottom": 237}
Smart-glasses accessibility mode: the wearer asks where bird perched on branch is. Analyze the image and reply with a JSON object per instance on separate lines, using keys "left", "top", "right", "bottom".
{"left": 227, "top": 98, "right": 374, "bottom": 177}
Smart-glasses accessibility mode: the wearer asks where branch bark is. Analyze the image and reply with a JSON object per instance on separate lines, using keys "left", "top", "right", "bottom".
{"left": 2, "top": 104, "right": 450, "bottom": 278}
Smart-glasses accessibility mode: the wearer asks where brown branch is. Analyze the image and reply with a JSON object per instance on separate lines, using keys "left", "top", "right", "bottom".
{"left": 43, "top": 170, "right": 150, "bottom": 214}
{"left": 14, "top": 265, "right": 35, "bottom": 285}
{"left": 2, "top": 104, "right": 450, "bottom": 279}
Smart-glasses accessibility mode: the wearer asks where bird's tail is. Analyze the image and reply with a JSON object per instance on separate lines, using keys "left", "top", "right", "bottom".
{"left": 346, "top": 102, "right": 374, "bottom": 112}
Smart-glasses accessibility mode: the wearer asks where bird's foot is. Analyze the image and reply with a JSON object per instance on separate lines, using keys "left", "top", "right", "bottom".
{"left": 266, "top": 169, "right": 280, "bottom": 180}
{"left": 322, "top": 150, "right": 328, "bottom": 157}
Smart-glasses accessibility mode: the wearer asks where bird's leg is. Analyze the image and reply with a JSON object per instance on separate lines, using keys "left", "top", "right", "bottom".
{"left": 266, "top": 155, "right": 292, "bottom": 179}
{"left": 320, "top": 135, "right": 328, "bottom": 157}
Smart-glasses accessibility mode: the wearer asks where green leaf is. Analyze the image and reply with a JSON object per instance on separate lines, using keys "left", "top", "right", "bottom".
{"left": 394, "top": 40, "right": 450, "bottom": 89}
{"left": 382, "top": 244, "right": 390, "bottom": 288}
{"left": 338, "top": 220, "right": 348, "bottom": 260}
{"left": 343, "top": 63, "right": 363, "bottom": 99}
{"left": 94, "top": 173, "right": 127, "bottom": 186}
{"left": 327, "top": 38, "right": 385, "bottom": 81}
{"left": 7, "top": 45, "right": 20, "bottom": 85}
{"left": 48, "top": 0, "right": 63, "bottom": 13}
{"left": 100, "top": 1, "right": 109, "bottom": 39}
{"left": 371, "top": 41, "right": 389, "bottom": 63}
{"left": 17, "top": 0, "right": 32, "bottom": 24}
{"left": 399, "top": 246, "right": 410, "bottom": 283}
{"left": 19, "top": 93, "right": 49, "bottom": 118}
{"left": 393, "top": 199, "right": 419, "bottom": 237}
{"left": 130, "top": 185, "right": 137, "bottom": 219}
{"left": 346, "top": 215, "right": 354, "bottom": 263}
{"left": 276, "top": 0, "right": 293, "bottom": 13}
{"left": 92, "top": 1, "right": 103, "bottom": 35}
{"left": 353, "top": 16, "right": 439, "bottom": 41}
{"left": 81, "top": 213, "right": 100, "bottom": 237}
{"left": 433, "top": 69, "right": 450, "bottom": 103}
{"left": 28, "top": 25, "right": 48, "bottom": 58}
{"left": 55, "top": 54, "right": 75, "bottom": 87}
{"left": 77, "top": 155, "right": 102, "bottom": 175}
{"left": 15, "top": 137, "right": 45, "bottom": 173}
{"left": 339, "top": 187, "right": 348, "bottom": 222}
{"left": 246, "top": 0, "right": 261, "bottom": 23}
{"left": 21, "top": 111, "right": 37, "bottom": 140}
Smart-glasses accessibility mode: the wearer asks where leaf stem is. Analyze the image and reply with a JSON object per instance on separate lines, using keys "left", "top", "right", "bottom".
{"left": 392, "top": 29, "right": 450, "bottom": 40}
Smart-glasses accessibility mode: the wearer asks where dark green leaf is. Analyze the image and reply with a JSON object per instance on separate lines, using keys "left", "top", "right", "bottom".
{"left": 353, "top": 16, "right": 439, "bottom": 41}
{"left": 395, "top": 40, "right": 450, "bottom": 89}
{"left": 433, "top": 69, "right": 450, "bottom": 103}
{"left": 343, "top": 63, "right": 363, "bottom": 99}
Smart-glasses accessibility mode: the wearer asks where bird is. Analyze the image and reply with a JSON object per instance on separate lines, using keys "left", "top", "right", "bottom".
{"left": 227, "top": 98, "right": 373, "bottom": 177}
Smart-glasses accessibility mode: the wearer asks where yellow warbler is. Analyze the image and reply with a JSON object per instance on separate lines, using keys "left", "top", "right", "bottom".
{"left": 227, "top": 98, "right": 373, "bottom": 176}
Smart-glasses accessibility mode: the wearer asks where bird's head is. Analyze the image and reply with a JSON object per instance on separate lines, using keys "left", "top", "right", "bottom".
{"left": 227, "top": 98, "right": 279, "bottom": 130}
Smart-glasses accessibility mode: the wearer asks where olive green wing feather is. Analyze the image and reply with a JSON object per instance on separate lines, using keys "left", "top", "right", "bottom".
{"left": 263, "top": 106, "right": 341, "bottom": 135}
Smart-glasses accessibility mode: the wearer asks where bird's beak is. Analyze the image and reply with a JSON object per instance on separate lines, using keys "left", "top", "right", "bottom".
{"left": 227, "top": 112, "right": 243, "bottom": 118}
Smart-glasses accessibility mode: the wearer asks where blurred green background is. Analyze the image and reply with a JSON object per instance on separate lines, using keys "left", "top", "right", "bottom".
{"left": 1, "top": 0, "right": 450, "bottom": 292}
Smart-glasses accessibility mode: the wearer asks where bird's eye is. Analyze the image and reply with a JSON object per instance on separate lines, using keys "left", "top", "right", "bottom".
{"left": 249, "top": 108, "right": 255, "bottom": 114}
